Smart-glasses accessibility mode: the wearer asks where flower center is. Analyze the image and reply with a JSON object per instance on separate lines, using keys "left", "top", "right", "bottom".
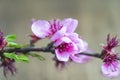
{"left": 103, "top": 54, "right": 117, "bottom": 65}
{"left": 57, "top": 42, "right": 73, "bottom": 53}
{"left": 49, "top": 20, "right": 62, "bottom": 34}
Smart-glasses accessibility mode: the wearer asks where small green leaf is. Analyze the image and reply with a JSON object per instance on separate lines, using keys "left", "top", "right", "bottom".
{"left": 4, "top": 53, "right": 15, "bottom": 59}
{"left": 4, "top": 53, "right": 29, "bottom": 63}
{"left": 30, "top": 53, "right": 45, "bottom": 61}
{"left": 15, "top": 54, "right": 29, "bottom": 62}
{"left": 5, "top": 34, "right": 16, "bottom": 42}
{"left": 7, "top": 42, "right": 21, "bottom": 48}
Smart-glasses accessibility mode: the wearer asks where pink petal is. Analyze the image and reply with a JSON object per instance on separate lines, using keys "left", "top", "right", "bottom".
{"left": 53, "top": 36, "right": 72, "bottom": 47}
{"left": 71, "top": 42, "right": 79, "bottom": 53}
{"left": 55, "top": 49, "right": 70, "bottom": 62}
{"left": 101, "top": 62, "right": 120, "bottom": 78}
{"left": 31, "top": 20, "right": 51, "bottom": 38}
{"left": 67, "top": 33, "right": 88, "bottom": 52}
{"left": 61, "top": 18, "right": 78, "bottom": 33}
{"left": 77, "top": 39, "right": 88, "bottom": 53}
{"left": 67, "top": 33, "right": 79, "bottom": 43}
{"left": 70, "top": 54, "right": 91, "bottom": 63}
{"left": 50, "top": 26, "right": 67, "bottom": 41}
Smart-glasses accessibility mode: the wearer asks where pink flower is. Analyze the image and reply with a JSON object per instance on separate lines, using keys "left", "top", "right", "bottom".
{"left": 31, "top": 18, "right": 78, "bottom": 38}
{"left": 101, "top": 35, "right": 120, "bottom": 78}
{"left": 53, "top": 32, "right": 89, "bottom": 63}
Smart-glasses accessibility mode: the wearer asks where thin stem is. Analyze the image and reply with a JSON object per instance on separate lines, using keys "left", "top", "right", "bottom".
{"left": 3, "top": 47, "right": 54, "bottom": 54}
{"left": 80, "top": 52, "right": 101, "bottom": 59}
{"left": 2, "top": 47, "right": 101, "bottom": 59}
{"left": 3, "top": 42, "right": 54, "bottom": 54}
{"left": 1, "top": 42, "right": 119, "bottom": 60}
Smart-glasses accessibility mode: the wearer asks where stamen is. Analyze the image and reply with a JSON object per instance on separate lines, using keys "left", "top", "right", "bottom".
{"left": 57, "top": 42, "right": 73, "bottom": 53}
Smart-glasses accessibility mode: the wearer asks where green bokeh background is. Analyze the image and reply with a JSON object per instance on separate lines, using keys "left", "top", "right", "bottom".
{"left": 0, "top": 0, "right": 120, "bottom": 80}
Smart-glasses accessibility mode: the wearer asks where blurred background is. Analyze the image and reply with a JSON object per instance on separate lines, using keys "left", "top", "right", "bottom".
{"left": 0, "top": 0, "right": 120, "bottom": 80}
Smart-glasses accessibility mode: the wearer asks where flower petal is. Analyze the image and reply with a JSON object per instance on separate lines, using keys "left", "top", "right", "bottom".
{"left": 70, "top": 54, "right": 91, "bottom": 63}
{"left": 31, "top": 20, "right": 51, "bottom": 38}
{"left": 67, "top": 33, "right": 88, "bottom": 53}
{"left": 78, "top": 40, "right": 88, "bottom": 52}
{"left": 67, "top": 33, "right": 79, "bottom": 43}
{"left": 54, "top": 36, "right": 72, "bottom": 47}
{"left": 55, "top": 49, "right": 70, "bottom": 62}
{"left": 61, "top": 18, "right": 78, "bottom": 33}
{"left": 50, "top": 26, "right": 67, "bottom": 41}
{"left": 101, "top": 62, "right": 120, "bottom": 78}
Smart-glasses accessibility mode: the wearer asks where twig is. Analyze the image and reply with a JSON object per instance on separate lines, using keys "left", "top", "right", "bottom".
{"left": 1, "top": 42, "right": 120, "bottom": 60}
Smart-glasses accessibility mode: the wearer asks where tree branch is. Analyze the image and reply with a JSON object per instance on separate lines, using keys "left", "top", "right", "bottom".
{"left": 1, "top": 42, "right": 119, "bottom": 60}
{"left": 1, "top": 46, "right": 102, "bottom": 60}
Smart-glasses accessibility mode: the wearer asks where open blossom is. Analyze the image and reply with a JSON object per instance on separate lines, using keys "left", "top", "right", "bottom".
{"left": 52, "top": 32, "right": 90, "bottom": 63}
{"left": 101, "top": 35, "right": 120, "bottom": 78}
{"left": 31, "top": 18, "right": 78, "bottom": 38}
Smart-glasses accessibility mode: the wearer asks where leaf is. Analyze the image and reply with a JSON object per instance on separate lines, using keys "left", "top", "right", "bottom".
{"left": 5, "top": 34, "right": 16, "bottom": 42}
{"left": 30, "top": 53, "right": 45, "bottom": 61}
{"left": 5, "top": 34, "right": 21, "bottom": 48}
{"left": 7, "top": 42, "right": 21, "bottom": 48}
{"left": 15, "top": 54, "right": 29, "bottom": 62}
{"left": 4, "top": 53, "right": 29, "bottom": 63}
{"left": 4, "top": 53, "right": 15, "bottom": 59}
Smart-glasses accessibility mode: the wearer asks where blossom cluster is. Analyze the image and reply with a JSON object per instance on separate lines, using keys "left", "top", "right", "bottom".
{"left": 31, "top": 18, "right": 120, "bottom": 78}
{"left": 31, "top": 18, "right": 90, "bottom": 63}
{"left": 0, "top": 18, "right": 119, "bottom": 78}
